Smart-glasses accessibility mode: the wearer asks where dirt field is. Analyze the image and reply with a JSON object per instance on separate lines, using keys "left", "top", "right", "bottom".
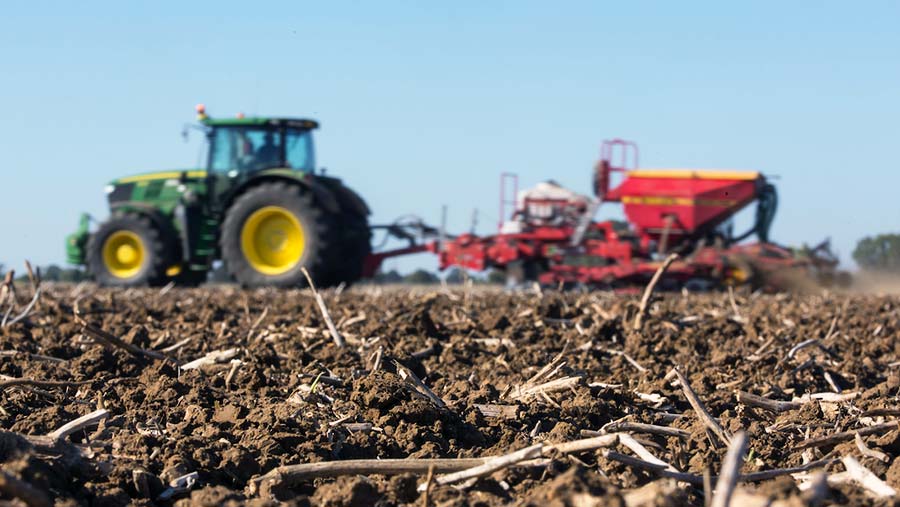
{"left": 0, "top": 281, "right": 899, "bottom": 506}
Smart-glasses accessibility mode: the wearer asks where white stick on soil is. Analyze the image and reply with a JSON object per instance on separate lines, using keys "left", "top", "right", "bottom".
{"left": 855, "top": 433, "right": 890, "bottom": 463}
{"left": 633, "top": 253, "right": 678, "bottom": 331}
{"left": 180, "top": 348, "right": 241, "bottom": 370}
{"left": 419, "top": 444, "right": 544, "bottom": 490}
{"left": 509, "top": 376, "right": 582, "bottom": 401}
{"left": 395, "top": 361, "right": 448, "bottom": 410}
{"left": 47, "top": 409, "right": 109, "bottom": 441}
{"left": 301, "top": 268, "right": 345, "bottom": 348}
{"left": 544, "top": 434, "right": 619, "bottom": 454}
{"left": 602, "top": 348, "right": 648, "bottom": 373}
{"left": 618, "top": 433, "right": 679, "bottom": 472}
{"left": 841, "top": 455, "right": 896, "bottom": 498}
{"left": 710, "top": 430, "right": 747, "bottom": 507}
{"left": 3, "top": 287, "right": 41, "bottom": 328}
{"left": 248, "top": 434, "right": 621, "bottom": 495}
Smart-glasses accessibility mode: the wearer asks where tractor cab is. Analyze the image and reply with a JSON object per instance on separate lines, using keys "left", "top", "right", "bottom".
{"left": 198, "top": 107, "right": 319, "bottom": 175}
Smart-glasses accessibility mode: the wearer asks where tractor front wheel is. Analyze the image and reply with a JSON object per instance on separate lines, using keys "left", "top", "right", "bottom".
{"left": 86, "top": 213, "right": 168, "bottom": 287}
{"left": 220, "top": 182, "right": 334, "bottom": 287}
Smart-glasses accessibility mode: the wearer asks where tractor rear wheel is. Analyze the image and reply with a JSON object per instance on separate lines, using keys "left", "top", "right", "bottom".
{"left": 86, "top": 213, "right": 168, "bottom": 287}
{"left": 320, "top": 211, "right": 371, "bottom": 286}
{"left": 220, "top": 182, "right": 335, "bottom": 287}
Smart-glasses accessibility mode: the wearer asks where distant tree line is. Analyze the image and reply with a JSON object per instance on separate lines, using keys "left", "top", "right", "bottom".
{"left": 0, "top": 263, "right": 504, "bottom": 285}
{"left": 853, "top": 234, "right": 900, "bottom": 271}
{"left": 0, "top": 263, "right": 88, "bottom": 283}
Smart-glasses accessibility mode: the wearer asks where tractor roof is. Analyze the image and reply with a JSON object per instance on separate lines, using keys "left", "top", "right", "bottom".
{"left": 201, "top": 117, "right": 319, "bottom": 129}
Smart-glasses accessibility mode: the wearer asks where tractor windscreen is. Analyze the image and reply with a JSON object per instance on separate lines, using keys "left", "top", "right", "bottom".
{"left": 208, "top": 126, "right": 314, "bottom": 173}
{"left": 284, "top": 128, "right": 315, "bottom": 172}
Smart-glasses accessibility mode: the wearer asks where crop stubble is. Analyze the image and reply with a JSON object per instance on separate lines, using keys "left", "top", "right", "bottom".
{"left": 0, "top": 281, "right": 898, "bottom": 506}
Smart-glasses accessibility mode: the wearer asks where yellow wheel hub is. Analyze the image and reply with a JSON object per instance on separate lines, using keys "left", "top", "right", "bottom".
{"left": 240, "top": 206, "right": 305, "bottom": 275}
{"left": 102, "top": 230, "right": 146, "bottom": 279}
{"left": 729, "top": 268, "right": 750, "bottom": 284}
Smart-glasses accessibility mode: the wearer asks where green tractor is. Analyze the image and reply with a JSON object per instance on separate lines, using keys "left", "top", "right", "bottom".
{"left": 66, "top": 106, "right": 371, "bottom": 287}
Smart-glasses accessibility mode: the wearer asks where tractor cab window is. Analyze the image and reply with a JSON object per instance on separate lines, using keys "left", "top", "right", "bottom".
{"left": 209, "top": 127, "right": 284, "bottom": 173}
{"left": 285, "top": 128, "right": 315, "bottom": 171}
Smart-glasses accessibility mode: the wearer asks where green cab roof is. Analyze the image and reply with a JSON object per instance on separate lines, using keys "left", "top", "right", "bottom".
{"left": 201, "top": 117, "right": 319, "bottom": 129}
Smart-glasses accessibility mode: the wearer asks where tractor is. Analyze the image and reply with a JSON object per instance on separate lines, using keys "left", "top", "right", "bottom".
{"left": 65, "top": 105, "right": 371, "bottom": 287}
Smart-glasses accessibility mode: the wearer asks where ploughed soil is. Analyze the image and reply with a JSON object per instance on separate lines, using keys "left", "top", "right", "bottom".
{"left": 0, "top": 282, "right": 899, "bottom": 506}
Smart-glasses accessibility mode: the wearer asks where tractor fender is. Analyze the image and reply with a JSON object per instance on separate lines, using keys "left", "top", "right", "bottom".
{"left": 327, "top": 183, "right": 371, "bottom": 217}
{"left": 110, "top": 203, "right": 177, "bottom": 235}
{"left": 224, "top": 174, "right": 341, "bottom": 215}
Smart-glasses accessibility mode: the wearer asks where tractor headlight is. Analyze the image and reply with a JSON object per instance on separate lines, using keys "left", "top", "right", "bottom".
{"left": 104, "top": 185, "right": 115, "bottom": 194}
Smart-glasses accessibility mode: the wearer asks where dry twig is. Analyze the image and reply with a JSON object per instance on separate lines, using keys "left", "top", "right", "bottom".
{"left": 736, "top": 391, "right": 803, "bottom": 413}
{"left": 78, "top": 321, "right": 170, "bottom": 362}
{"left": 181, "top": 348, "right": 241, "bottom": 370}
{"left": 3, "top": 288, "right": 42, "bottom": 328}
{"left": 47, "top": 408, "right": 109, "bottom": 441}
{"left": 473, "top": 404, "right": 519, "bottom": 419}
{"left": 855, "top": 433, "right": 889, "bottom": 463}
{"left": 633, "top": 253, "right": 678, "bottom": 331}
{"left": 667, "top": 368, "right": 732, "bottom": 446}
{"left": 593, "top": 421, "right": 690, "bottom": 439}
{"left": 618, "top": 433, "right": 678, "bottom": 472}
{"left": 602, "top": 348, "right": 648, "bottom": 373}
{"left": 247, "top": 306, "right": 269, "bottom": 341}
{"left": 420, "top": 444, "right": 543, "bottom": 490}
{"left": 796, "top": 421, "right": 898, "bottom": 449}
{"left": 509, "top": 376, "right": 582, "bottom": 401}
{"left": 394, "top": 361, "right": 448, "bottom": 410}
{"left": 841, "top": 455, "right": 896, "bottom": 498}
{"left": 249, "top": 434, "right": 620, "bottom": 495}
{"left": 710, "top": 431, "right": 747, "bottom": 507}
{"left": 509, "top": 347, "right": 581, "bottom": 400}
{"left": 225, "top": 359, "right": 243, "bottom": 388}
{"left": 301, "top": 267, "right": 345, "bottom": 348}
{"left": 249, "top": 457, "right": 505, "bottom": 495}
{"left": 602, "top": 450, "right": 835, "bottom": 486}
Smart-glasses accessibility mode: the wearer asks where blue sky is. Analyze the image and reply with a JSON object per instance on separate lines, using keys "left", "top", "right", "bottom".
{"left": 1, "top": 1, "right": 897, "bottom": 273}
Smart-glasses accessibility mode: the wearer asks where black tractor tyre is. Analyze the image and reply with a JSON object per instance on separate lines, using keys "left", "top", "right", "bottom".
{"left": 86, "top": 213, "right": 168, "bottom": 287}
{"left": 175, "top": 268, "right": 209, "bottom": 287}
{"left": 320, "top": 211, "right": 371, "bottom": 286}
{"left": 220, "top": 182, "right": 336, "bottom": 288}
